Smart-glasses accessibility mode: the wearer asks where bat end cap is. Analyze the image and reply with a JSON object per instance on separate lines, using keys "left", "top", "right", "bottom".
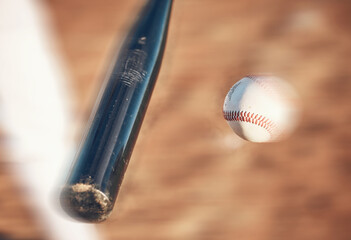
{"left": 60, "top": 183, "right": 113, "bottom": 223}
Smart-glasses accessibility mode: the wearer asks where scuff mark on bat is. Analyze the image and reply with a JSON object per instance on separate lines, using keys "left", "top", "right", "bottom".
{"left": 119, "top": 49, "right": 147, "bottom": 87}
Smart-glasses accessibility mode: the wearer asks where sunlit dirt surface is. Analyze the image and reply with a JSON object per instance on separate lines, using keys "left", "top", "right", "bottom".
{"left": 0, "top": 0, "right": 350, "bottom": 239}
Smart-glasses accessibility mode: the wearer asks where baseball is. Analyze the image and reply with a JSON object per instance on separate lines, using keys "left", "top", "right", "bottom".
{"left": 223, "top": 75, "right": 300, "bottom": 142}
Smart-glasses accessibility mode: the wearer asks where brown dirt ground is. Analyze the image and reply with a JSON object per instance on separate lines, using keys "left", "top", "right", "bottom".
{"left": 0, "top": 0, "right": 350, "bottom": 239}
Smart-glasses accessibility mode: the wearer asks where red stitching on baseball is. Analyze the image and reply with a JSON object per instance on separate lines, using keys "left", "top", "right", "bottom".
{"left": 223, "top": 110, "right": 276, "bottom": 135}
{"left": 246, "top": 75, "right": 289, "bottom": 103}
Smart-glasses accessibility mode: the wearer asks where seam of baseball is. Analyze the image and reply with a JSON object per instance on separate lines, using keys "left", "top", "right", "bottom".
{"left": 248, "top": 75, "right": 275, "bottom": 95}
{"left": 247, "top": 75, "right": 286, "bottom": 102}
{"left": 223, "top": 110, "right": 276, "bottom": 136}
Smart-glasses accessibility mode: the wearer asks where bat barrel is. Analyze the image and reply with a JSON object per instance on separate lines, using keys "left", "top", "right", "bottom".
{"left": 60, "top": 0, "right": 173, "bottom": 223}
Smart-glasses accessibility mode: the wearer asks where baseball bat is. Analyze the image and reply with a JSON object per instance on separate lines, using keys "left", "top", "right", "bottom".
{"left": 60, "top": 0, "right": 173, "bottom": 223}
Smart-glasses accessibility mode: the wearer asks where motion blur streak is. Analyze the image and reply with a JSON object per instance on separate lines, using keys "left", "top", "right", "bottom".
{"left": 0, "top": 0, "right": 100, "bottom": 239}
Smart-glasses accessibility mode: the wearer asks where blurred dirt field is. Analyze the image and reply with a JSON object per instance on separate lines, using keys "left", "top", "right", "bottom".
{"left": 1, "top": 0, "right": 351, "bottom": 239}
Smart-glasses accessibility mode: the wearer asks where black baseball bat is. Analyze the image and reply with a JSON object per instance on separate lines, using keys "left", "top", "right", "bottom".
{"left": 60, "top": 0, "right": 173, "bottom": 223}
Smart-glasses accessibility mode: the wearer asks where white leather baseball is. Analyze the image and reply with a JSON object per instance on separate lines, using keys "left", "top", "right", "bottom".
{"left": 223, "top": 75, "right": 300, "bottom": 142}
